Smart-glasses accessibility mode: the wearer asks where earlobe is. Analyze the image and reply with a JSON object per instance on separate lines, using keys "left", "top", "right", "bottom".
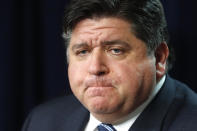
{"left": 156, "top": 63, "right": 166, "bottom": 75}
{"left": 155, "top": 42, "right": 169, "bottom": 80}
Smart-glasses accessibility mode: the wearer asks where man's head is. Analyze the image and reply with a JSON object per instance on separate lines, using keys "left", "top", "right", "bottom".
{"left": 63, "top": 0, "right": 169, "bottom": 57}
{"left": 63, "top": 0, "right": 169, "bottom": 123}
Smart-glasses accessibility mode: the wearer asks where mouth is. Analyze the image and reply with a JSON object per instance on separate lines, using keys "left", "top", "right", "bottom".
{"left": 87, "top": 85, "right": 114, "bottom": 90}
{"left": 85, "top": 77, "right": 114, "bottom": 87}
{"left": 85, "top": 86, "right": 114, "bottom": 97}
{"left": 85, "top": 82, "right": 115, "bottom": 90}
{"left": 84, "top": 77, "right": 116, "bottom": 96}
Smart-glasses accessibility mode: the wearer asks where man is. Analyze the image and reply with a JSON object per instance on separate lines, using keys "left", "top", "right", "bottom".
{"left": 22, "top": 0, "right": 197, "bottom": 131}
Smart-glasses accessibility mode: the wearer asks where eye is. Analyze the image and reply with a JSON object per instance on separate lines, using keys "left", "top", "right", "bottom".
{"left": 110, "top": 48, "right": 124, "bottom": 55}
{"left": 76, "top": 49, "right": 89, "bottom": 56}
{"left": 80, "top": 50, "right": 88, "bottom": 54}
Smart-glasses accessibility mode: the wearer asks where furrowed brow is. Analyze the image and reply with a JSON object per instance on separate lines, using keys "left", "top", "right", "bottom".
{"left": 101, "top": 40, "right": 131, "bottom": 49}
{"left": 71, "top": 43, "right": 89, "bottom": 51}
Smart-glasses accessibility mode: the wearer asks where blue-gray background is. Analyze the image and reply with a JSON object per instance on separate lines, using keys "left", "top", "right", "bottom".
{"left": 0, "top": 0, "right": 197, "bottom": 131}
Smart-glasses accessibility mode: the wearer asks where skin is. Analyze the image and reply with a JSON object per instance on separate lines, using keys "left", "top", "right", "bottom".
{"left": 68, "top": 17, "right": 169, "bottom": 124}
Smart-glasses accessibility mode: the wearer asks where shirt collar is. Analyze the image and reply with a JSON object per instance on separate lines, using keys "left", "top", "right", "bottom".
{"left": 84, "top": 75, "right": 166, "bottom": 131}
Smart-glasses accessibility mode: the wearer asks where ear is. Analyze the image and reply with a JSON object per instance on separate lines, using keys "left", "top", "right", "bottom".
{"left": 155, "top": 42, "right": 169, "bottom": 81}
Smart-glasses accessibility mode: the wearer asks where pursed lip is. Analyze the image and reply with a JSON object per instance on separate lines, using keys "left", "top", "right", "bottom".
{"left": 85, "top": 85, "right": 114, "bottom": 97}
{"left": 86, "top": 85, "right": 114, "bottom": 89}
{"left": 85, "top": 84, "right": 114, "bottom": 91}
{"left": 85, "top": 82, "right": 114, "bottom": 90}
{"left": 84, "top": 77, "right": 116, "bottom": 91}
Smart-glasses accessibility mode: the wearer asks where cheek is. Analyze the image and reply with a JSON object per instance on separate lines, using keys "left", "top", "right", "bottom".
{"left": 114, "top": 63, "right": 142, "bottom": 87}
{"left": 113, "top": 60, "right": 156, "bottom": 97}
{"left": 68, "top": 63, "right": 87, "bottom": 94}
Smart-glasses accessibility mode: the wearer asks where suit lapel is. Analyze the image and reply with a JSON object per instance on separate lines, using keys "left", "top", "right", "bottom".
{"left": 129, "top": 76, "right": 176, "bottom": 131}
{"left": 57, "top": 97, "right": 90, "bottom": 131}
{"left": 67, "top": 106, "right": 90, "bottom": 131}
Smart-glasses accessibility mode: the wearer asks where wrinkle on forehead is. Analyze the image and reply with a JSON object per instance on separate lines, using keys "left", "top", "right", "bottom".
{"left": 70, "top": 17, "right": 133, "bottom": 47}
{"left": 74, "top": 17, "right": 131, "bottom": 33}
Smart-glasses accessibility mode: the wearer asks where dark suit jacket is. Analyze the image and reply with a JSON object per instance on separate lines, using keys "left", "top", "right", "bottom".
{"left": 22, "top": 76, "right": 197, "bottom": 131}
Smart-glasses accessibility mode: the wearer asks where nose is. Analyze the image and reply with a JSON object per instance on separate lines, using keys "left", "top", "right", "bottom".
{"left": 88, "top": 49, "right": 109, "bottom": 76}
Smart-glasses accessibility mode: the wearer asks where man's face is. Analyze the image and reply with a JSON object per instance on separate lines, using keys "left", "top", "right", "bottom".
{"left": 68, "top": 17, "right": 157, "bottom": 123}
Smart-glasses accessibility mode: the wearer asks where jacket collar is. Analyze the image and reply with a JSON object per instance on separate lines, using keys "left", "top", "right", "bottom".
{"left": 129, "top": 75, "right": 176, "bottom": 131}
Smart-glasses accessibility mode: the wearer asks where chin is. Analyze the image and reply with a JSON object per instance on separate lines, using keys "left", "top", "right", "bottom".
{"left": 87, "top": 98, "right": 112, "bottom": 113}
{"left": 88, "top": 98, "right": 122, "bottom": 116}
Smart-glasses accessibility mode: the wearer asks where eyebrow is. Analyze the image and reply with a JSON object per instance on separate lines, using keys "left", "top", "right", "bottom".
{"left": 71, "top": 40, "right": 131, "bottom": 51}
{"left": 71, "top": 43, "right": 89, "bottom": 51}
{"left": 101, "top": 40, "right": 131, "bottom": 49}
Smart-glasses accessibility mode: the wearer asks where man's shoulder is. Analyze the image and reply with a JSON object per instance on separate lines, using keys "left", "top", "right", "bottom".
{"left": 135, "top": 76, "right": 197, "bottom": 131}
{"left": 170, "top": 76, "right": 197, "bottom": 104}
{"left": 167, "top": 76, "right": 197, "bottom": 110}
{"left": 30, "top": 94, "right": 82, "bottom": 116}
{"left": 164, "top": 76, "right": 197, "bottom": 130}
{"left": 22, "top": 95, "right": 89, "bottom": 131}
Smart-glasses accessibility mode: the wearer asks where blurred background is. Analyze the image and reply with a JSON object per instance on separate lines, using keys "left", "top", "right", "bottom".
{"left": 0, "top": 0, "right": 197, "bottom": 130}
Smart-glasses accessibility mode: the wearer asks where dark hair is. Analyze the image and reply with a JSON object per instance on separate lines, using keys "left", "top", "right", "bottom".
{"left": 63, "top": 0, "right": 174, "bottom": 70}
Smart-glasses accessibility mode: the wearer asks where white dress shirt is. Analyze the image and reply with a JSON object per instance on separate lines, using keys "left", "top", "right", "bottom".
{"left": 84, "top": 76, "right": 166, "bottom": 131}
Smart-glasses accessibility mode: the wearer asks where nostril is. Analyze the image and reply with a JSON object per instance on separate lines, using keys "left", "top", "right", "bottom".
{"left": 97, "top": 71, "right": 106, "bottom": 76}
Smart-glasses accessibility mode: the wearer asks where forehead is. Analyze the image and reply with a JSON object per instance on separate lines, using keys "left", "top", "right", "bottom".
{"left": 74, "top": 17, "right": 131, "bottom": 31}
{"left": 70, "top": 17, "right": 133, "bottom": 41}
